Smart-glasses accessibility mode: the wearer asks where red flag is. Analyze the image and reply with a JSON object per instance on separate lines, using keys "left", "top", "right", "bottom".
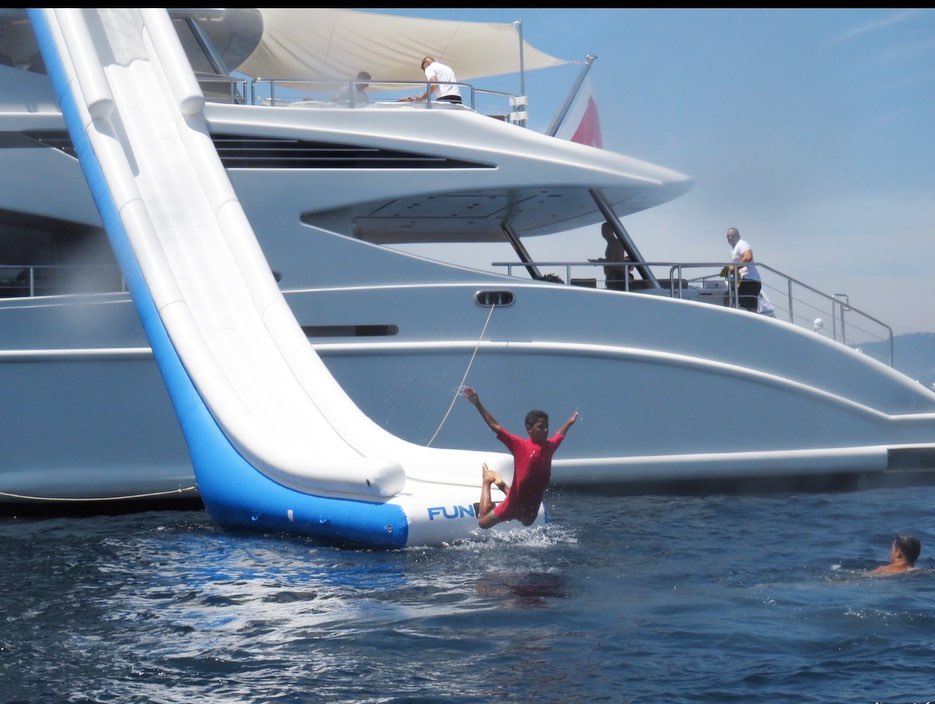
{"left": 556, "top": 76, "right": 603, "bottom": 149}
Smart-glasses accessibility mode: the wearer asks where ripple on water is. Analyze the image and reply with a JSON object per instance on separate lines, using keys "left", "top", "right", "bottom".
{"left": 3, "top": 488, "right": 935, "bottom": 703}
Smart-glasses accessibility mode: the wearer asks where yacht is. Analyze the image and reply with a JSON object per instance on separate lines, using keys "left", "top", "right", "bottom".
{"left": 3, "top": 8, "right": 935, "bottom": 513}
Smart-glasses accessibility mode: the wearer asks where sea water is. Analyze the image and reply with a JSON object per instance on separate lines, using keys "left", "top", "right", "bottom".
{"left": 3, "top": 486, "right": 935, "bottom": 704}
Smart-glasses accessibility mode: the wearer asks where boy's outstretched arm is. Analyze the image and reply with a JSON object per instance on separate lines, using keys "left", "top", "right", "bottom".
{"left": 555, "top": 411, "right": 579, "bottom": 439}
{"left": 461, "top": 386, "right": 502, "bottom": 434}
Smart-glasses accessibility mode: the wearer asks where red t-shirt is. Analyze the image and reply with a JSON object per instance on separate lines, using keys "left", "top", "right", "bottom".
{"left": 493, "top": 428, "right": 565, "bottom": 526}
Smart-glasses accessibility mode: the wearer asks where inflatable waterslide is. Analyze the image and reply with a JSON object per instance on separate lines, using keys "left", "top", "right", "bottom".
{"left": 29, "top": 8, "right": 538, "bottom": 548}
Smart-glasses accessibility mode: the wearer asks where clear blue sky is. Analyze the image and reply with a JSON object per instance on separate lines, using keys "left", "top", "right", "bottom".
{"left": 370, "top": 9, "right": 935, "bottom": 335}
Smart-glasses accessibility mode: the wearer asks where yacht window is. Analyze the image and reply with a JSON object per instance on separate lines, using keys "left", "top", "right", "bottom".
{"left": 0, "top": 209, "right": 120, "bottom": 297}
{"left": 302, "top": 324, "right": 399, "bottom": 338}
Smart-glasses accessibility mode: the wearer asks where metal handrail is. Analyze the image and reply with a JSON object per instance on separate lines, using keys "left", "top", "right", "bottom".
{"left": 492, "top": 259, "right": 894, "bottom": 365}
{"left": 193, "top": 72, "right": 249, "bottom": 104}
{"left": 0, "top": 264, "right": 126, "bottom": 298}
{"left": 193, "top": 73, "right": 530, "bottom": 125}
{"left": 250, "top": 77, "right": 480, "bottom": 109}
{"left": 243, "top": 77, "right": 530, "bottom": 124}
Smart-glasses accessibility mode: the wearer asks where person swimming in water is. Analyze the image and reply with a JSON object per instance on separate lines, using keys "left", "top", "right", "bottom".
{"left": 869, "top": 534, "right": 921, "bottom": 576}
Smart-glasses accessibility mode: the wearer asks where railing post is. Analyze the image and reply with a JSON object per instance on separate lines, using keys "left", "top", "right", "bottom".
{"left": 728, "top": 269, "right": 738, "bottom": 308}
{"left": 832, "top": 293, "right": 849, "bottom": 345}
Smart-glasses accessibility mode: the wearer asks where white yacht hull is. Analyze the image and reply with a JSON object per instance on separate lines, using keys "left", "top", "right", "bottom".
{"left": 0, "top": 296, "right": 193, "bottom": 505}
{"left": 5, "top": 270, "right": 935, "bottom": 507}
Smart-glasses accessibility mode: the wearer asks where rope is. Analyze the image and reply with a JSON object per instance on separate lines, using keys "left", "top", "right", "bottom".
{"left": 426, "top": 302, "right": 497, "bottom": 446}
{"left": 0, "top": 484, "right": 198, "bottom": 502}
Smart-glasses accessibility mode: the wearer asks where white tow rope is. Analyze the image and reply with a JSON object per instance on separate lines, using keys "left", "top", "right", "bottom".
{"left": 426, "top": 302, "right": 497, "bottom": 447}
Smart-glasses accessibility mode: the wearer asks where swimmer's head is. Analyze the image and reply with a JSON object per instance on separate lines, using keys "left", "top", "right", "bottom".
{"left": 894, "top": 534, "right": 921, "bottom": 565}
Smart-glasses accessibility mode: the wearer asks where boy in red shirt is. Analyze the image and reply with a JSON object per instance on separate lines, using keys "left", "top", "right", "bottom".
{"left": 462, "top": 386, "right": 578, "bottom": 528}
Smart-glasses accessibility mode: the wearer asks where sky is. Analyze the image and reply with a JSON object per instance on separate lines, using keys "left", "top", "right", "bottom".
{"left": 366, "top": 8, "right": 935, "bottom": 336}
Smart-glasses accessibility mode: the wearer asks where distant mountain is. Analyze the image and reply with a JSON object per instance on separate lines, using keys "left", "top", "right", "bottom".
{"left": 862, "top": 333, "right": 935, "bottom": 389}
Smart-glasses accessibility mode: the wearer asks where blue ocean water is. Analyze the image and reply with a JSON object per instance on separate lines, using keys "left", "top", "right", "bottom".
{"left": 3, "top": 486, "right": 935, "bottom": 704}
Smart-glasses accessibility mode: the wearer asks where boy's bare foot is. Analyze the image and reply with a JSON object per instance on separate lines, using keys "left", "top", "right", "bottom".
{"left": 482, "top": 463, "right": 496, "bottom": 485}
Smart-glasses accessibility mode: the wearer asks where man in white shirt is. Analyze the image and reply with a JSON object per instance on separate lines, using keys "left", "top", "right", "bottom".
{"left": 725, "top": 226, "right": 761, "bottom": 312}
{"left": 405, "top": 56, "right": 462, "bottom": 104}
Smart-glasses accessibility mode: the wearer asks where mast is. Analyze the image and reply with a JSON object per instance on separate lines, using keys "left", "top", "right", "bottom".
{"left": 546, "top": 54, "right": 597, "bottom": 137}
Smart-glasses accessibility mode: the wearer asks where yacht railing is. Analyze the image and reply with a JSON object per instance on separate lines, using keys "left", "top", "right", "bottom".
{"left": 194, "top": 74, "right": 525, "bottom": 124}
{"left": 493, "top": 259, "right": 894, "bottom": 366}
{"left": 193, "top": 72, "right": 249, "bottom": 104}
{"left": 0, "top": 264, "right": 125, "bottom": 298}
{"left": 252, "top": 77, "right": 476, "bottom": 108}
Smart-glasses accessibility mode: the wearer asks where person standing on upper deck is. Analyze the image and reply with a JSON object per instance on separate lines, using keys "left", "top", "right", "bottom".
{"left": 590, "top": 221, "right": 632, "bottom": 290}
{"left": 404, "top": 57, "right": 462, "bottom": 105}
{"left": 724, "top": 226, "right": 761, "bottom": 312}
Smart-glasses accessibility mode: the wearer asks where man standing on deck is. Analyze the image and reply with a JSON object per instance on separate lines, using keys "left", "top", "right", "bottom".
{"left": 591, "top": 221, "right": 632, "bottom": 290}
{"left": 724, "top": 226, "right": 761, "bottom": 312}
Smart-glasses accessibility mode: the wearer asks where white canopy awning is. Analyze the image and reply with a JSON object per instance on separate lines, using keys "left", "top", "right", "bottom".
{"left": 232, "top": 9, "right": 569, "bottom": 84}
